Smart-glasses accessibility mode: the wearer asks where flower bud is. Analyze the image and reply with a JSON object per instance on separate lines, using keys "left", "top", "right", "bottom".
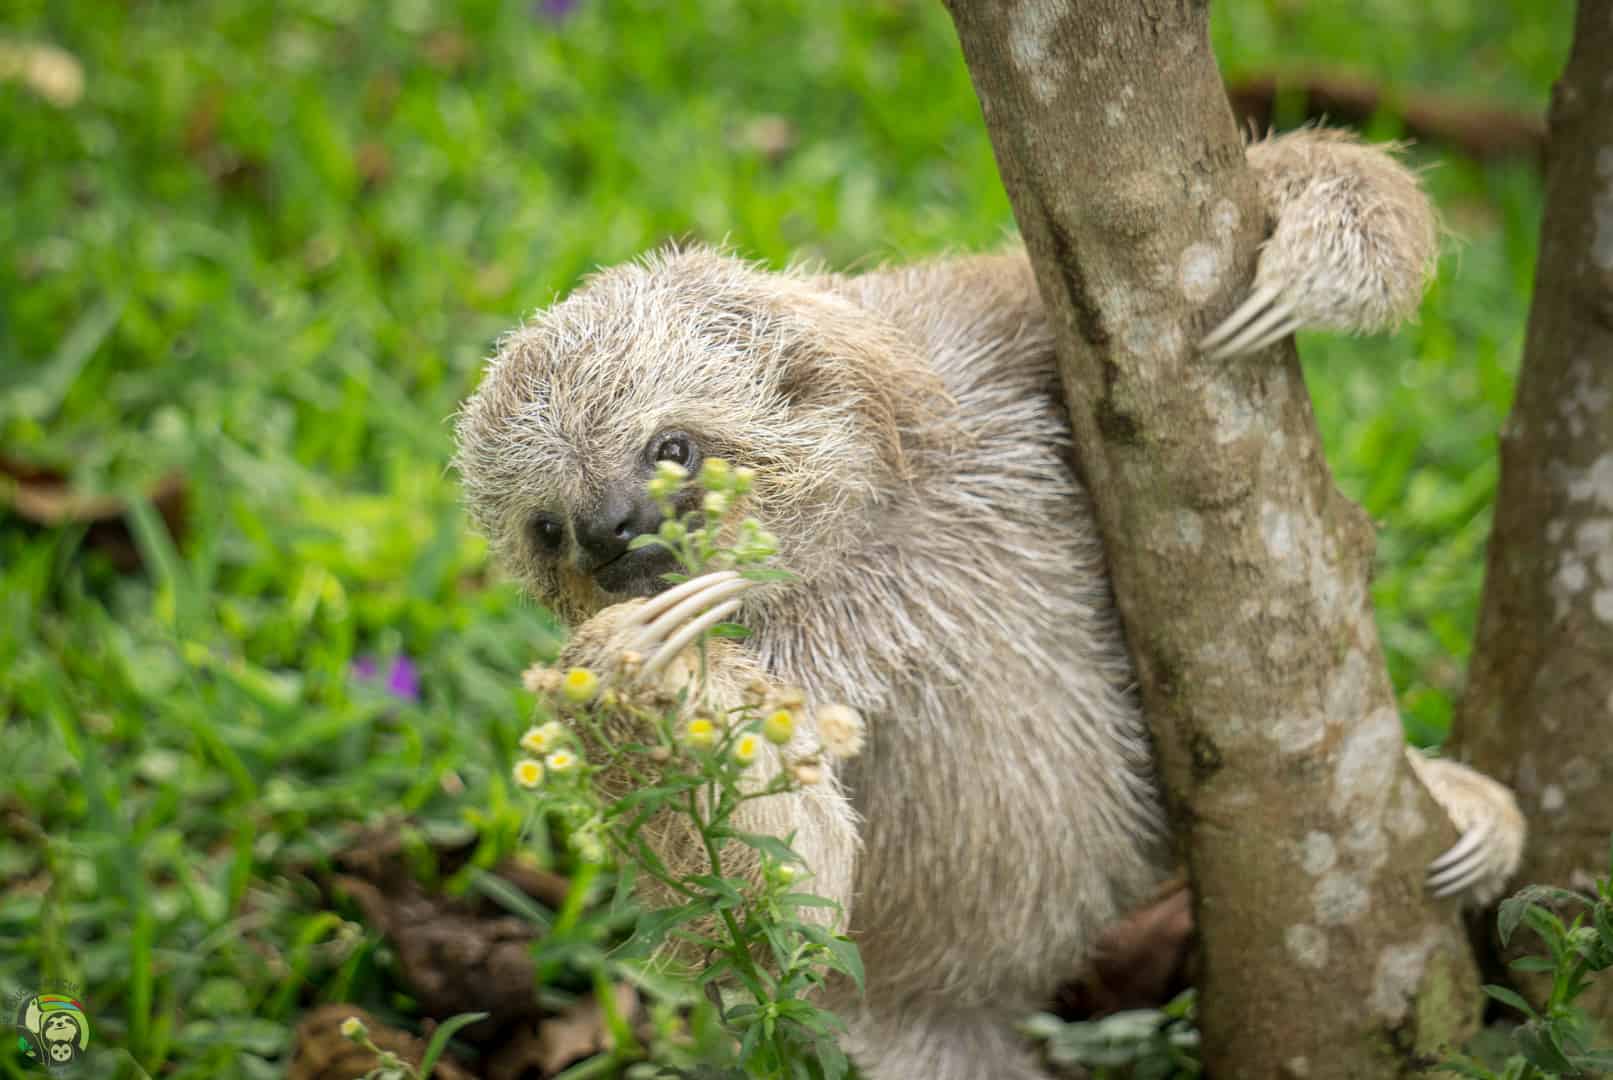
{"left": 698, "top": 458, "right": 732, "bottom": 490}
{"left": 683, "top": 716, "right": 718, "bottom": 750}
{"left": 562, "top": 667, "right": 599, "bottom": 704}
{"left": 762, "top": 708, "right": 796, "bottom": 746}
{"left": 732, "top": 732, "right": 761, "bottom": 766}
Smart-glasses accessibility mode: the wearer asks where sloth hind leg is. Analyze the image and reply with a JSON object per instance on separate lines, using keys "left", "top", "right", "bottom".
{"left": 1407, "top": 749, "right": 1526, "bottom": 906}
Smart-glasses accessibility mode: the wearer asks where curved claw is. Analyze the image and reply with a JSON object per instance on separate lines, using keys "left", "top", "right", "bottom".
{"left": 1406, "top": 749, "right": 1525, "bottom": 905}
{"left": 1427, "top": 821, "right": 1496, "bottom": 898}
{"left": 619, "top": 571, "right": 758, "bottom": 680}
{"left": 631, "top": 570, "right": 742, "bottom": 625}
{"left": 643, "top": 600, "right": 743, "bottom": 679}
{"left": 1199, "top": 284, "right": 1300, "bottom": 360}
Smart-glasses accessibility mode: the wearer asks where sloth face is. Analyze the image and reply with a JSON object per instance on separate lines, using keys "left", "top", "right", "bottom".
{"left": 455, "top": 247, "right": 941, "bottom": 624}
{"left": 519, "top": 426, "right": 709, "bottom": 601}
{"left": 43, "top": 1014, "right": 79, "bottom": 1043}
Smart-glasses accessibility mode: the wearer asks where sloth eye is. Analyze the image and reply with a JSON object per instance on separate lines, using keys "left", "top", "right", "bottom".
{"left": 653, "top": 432, "right": 697, "bottom": 468}
{"left": 530, "top": 513, "right": 564, "bottom": 553}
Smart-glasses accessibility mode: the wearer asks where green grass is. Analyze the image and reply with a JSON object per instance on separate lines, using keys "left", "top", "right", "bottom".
{"left": 0, "top": 0, "right": 1572, "bottom": 1075}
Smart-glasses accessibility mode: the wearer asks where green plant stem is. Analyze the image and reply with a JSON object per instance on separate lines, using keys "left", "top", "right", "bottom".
{"left": 592, "top": 966, "right": 643, "bottom": 1058}
{"left": 690, "top": 788, "right": 767, "bottom": 996}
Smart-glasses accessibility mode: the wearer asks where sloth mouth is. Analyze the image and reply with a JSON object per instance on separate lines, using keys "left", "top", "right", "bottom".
{"left": 593, "top": 544, "right": 680, "bottom": 598}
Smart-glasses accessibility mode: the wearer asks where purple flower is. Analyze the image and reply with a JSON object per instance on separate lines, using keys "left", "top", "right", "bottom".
{"left": 352, "top": 653, "right": 421, "bottom": 702}
{"left": 385, "top": 656, "right": 420, "bottom": 702}
{"left": 533, "top": 0, "right": 579, "bottom": 22}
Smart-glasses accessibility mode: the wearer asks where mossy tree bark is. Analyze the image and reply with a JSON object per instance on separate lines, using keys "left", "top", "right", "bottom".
{"left": 943, "top": 1, "right": 1480, "bottom": 1074}
{"left": 1450, "top": 0, "right": 1613, "bottom": 1013}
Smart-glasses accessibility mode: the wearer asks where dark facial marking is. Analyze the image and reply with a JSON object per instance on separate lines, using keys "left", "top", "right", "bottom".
{"left": 530, "top": 512, "right": 565, "bottom": 553}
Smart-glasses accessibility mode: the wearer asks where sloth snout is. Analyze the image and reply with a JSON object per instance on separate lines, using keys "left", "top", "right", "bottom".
{"left": 574, "top": 487, "right": 662, "bottom": 572}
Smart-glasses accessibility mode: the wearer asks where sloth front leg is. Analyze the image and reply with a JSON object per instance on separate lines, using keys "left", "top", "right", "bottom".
{"left": 1201, "top": 128, "right": 1439, "bottom": 359}
{"left": 1407, "top": 748, "right": 1526, "bottom": 906}
{"left": 556, "top": 571, "right": 858, "bottom": 924}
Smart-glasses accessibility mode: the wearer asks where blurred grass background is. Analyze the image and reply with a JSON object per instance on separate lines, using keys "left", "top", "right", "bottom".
{"left": 0, "top": 0, "right": 1572, "bottom": 1075}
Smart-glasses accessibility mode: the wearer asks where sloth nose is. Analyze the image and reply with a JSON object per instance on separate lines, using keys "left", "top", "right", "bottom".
{"left": 573, "top": 489, "right": 661, "bottom": 571}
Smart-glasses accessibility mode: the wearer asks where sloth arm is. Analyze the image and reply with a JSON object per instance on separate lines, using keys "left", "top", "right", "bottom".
{"left": 853, "top": 130, "right": 1438, "bottom": 369}
{"left": 848, "top": 155, "right": 1513, "bottom": 902}
{"left": 555, "top": 573, "right": 859, "bottom": 925}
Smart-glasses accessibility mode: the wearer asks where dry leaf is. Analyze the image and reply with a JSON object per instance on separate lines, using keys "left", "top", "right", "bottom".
{"left": 290, "top": 1004, "right": 479, "bottom": 1080}
{"left": 0, "top": 40, "right": 84, "bottom": 108}
{"left": 0, "top": 459, "right": 187, "bottom": 571}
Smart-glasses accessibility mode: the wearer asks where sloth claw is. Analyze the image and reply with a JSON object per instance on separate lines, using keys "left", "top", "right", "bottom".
{"left": 619, "top": 570, "right": 757, "bottom": 680}
{"left": 1199, "top": 283, "right": 1302, "bottom": 360}
{"left": 1427, "top": 821, "right": 1496, "bottom": 899}
{"left": 1406, "top": 749, "right": 1526, "bottom": 905}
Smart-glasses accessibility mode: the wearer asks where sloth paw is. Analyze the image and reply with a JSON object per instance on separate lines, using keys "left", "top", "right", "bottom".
{"left": 1200, "top": 129, "right": 1438, "bottom": 360}
{"left": 1407, "top": 750, "right": 1526, "bottom": 906}
{"left": 559, "top": 570, "right": 760, "bottom": 695}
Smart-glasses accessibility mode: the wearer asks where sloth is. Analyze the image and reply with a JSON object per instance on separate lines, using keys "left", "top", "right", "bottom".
{"left": 454, "top": 129, "right": 1525, "bottom": 1080}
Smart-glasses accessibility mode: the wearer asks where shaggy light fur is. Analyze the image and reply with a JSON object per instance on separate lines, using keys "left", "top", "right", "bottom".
{"left": 454, "top": 129, "right": 1517, "bottom": 1080}
{"left": 1247, "top": 129, "right": 1439, "bottom": 334}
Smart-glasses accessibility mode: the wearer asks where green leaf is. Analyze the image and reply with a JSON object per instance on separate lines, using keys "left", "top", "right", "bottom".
{"left": 613, "top": 961, "right": 701, "bottom": 1006}
{"left": 708, "top": 827, "right": 802, "bottom": 866}
{"left": 1498, "top": 886, "right": 1586, "bottom": 948}
{"left": 689, "top": 873, "right": 747, "bottom": 909}
{"left": 1594, "top": 902, "right": 1613, "bottom": 948}
{"left": 1569, "top": 1049, "right": 1613, "bottom": 1070}
{"left": 1481, "top": 984, "right": 1537, "bottom": 1019}
{"left": 816, "top": 1037, "right": 851, "bottom": 1080}
{"left": 417, "top": 1011, "right": 489, "bottom": 1077}
{"left": 738, "top": 1015, "right": 764, "bottom": 1061}
{"left": 469, "top": 868, "right": 554, "bottom": 929}
{"left": 1514, "top": 1022, "right": 1577, "bottom": 1075}
{"left": 635, "top": 899, "right": 712, "bottom": 946}
{"left": 3, "top": 297, "right": 123, "bottom": 419}
{"left": 1508, "top": 956, "right": 1556, "bottom": 974}
{"left": 798, "top": 924, "right": 864, "bottom": 992}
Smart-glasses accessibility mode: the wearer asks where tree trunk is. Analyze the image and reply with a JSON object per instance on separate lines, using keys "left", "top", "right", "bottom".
{"left": 1451, "top": 0, "right": 1613, "bottom": 1012}
{"left": 942, "top": 2, "right": 1479, "bottom": 1075}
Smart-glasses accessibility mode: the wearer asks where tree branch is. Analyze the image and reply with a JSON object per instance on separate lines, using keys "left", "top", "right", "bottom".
{"left": 1452, "top": 0, "right": 1613, "bottom": 1011}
